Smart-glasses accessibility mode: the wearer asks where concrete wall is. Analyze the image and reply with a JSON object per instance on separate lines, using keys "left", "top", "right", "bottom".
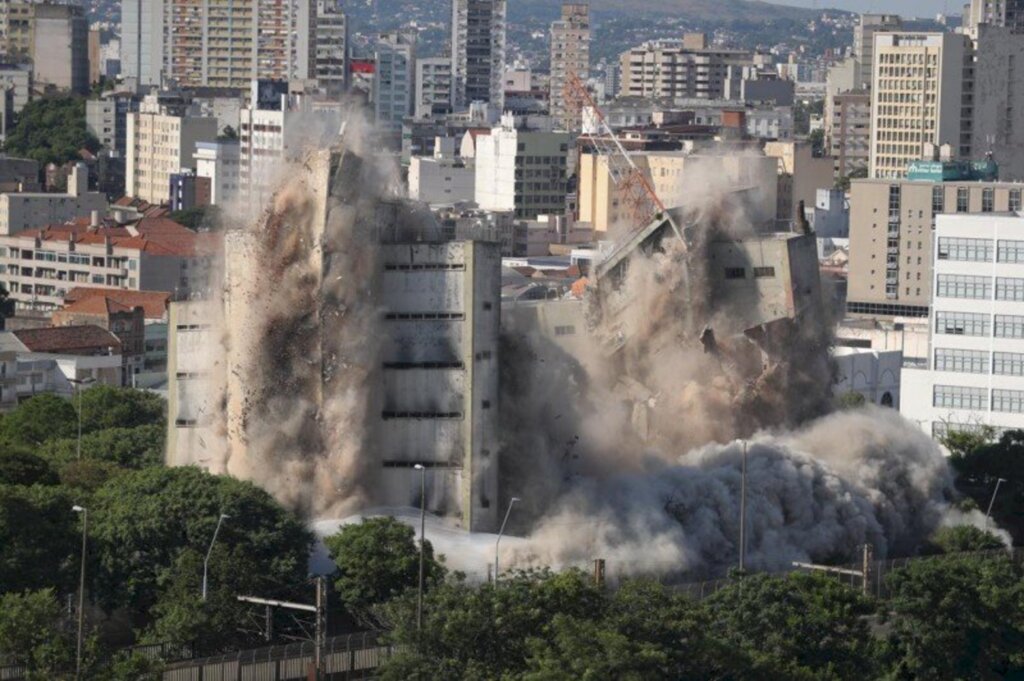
{"left": 0, "top": 192, "right": 108, "bottom": 235}
{"left": 409, "top": 157, "right": 475, "bottom": 204}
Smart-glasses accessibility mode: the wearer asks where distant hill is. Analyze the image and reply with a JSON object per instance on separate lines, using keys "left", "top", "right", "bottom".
{"left": 511, "top": 0, "right": 826, "bottom": 23}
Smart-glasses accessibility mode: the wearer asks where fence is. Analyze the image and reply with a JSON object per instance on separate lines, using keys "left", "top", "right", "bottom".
{"left": 670, "top": 547, "right": 1022, "bottom": 602}
{"left": 162, "top": 631, "right": 389, "bottom": 681}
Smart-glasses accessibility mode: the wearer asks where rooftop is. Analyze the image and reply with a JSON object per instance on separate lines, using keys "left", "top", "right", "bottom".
{"left": 15, "top": 217, "right": 219, "bottom": 257}
{"left": 63, "top": 288, "right": 171, "bottom": 320}
{"left": 13, "top": 324, "right": 121, "bottom": 353}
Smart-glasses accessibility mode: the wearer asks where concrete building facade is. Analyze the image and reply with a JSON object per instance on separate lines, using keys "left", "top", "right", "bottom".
{"left": 548, "top": 3, "right": 589, "bottom": 131}
{"left": 830, "top": 90, "right": 870, "bottom": 179}
{"left": 902, "top": 213, "right": 1024, "bottom": 438}
{"left": 31, "top": 2, "right": 87, "bottom": 94}
{"left": 967, "top": 0, "right": 1024, "bottom": 33}
{"left": 847, "top": 174, "right": 1024, "bottom": 318}
{"left": 474, "top": 115, "right": 570, "bottom": 220}
{"left": 313, "top": 0, "right": 348, "bottom": 95}
{"left": 195, "top": 140, "right": 240, "bottom": 207}
{"left": 415, "top": 57, "right": 453, "bottom": 119}
{"left": 120, "top": 0, "right": 165, "bottom": 87}
{"left": 374, "top": 31, "right": 416, "bottom": 130}
{"left": 618, "top": 36, "right": 753, "bottom": 101}
{"left": 0, "top": 164, "right": 107, "bottom": 235}
{"left": 450, "top": 0, "right": 506, "bottom": 111}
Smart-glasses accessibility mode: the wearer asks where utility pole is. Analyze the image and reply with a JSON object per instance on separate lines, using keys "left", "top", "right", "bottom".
{"left": 202, "top": 513, "right": 230, "bottom": 601}
{"left": 986, "top": 478, "right": 1007, "bottom": 530}
{"left": 495, "top": 497, "right": 521, "bottom": 584}
{"left": 413, "top": 463, "right": 425, "bottom": 632}
{"left": 739, "top": 440, "right": 747, "bottom": 572}
{"left": 71, "top": 505, "right": 87, "bottom": 681}
{"left": 69, "top": 377, "right": 95, "bottom": 460}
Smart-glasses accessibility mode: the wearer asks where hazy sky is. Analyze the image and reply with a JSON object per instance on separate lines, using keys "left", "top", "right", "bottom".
{"left": 774, "top": 0, "right": 959, "bottom": 17}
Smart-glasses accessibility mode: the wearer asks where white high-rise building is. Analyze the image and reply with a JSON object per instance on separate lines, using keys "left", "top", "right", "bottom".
{"left": 869, "top": 28, "right": 1024, "bottom": 181}
{"left": 450, "top": 0, "right": 506, "bottom": 111}
{"left": 474, "top": 114, "right": 570, "bottom": 220}
{"left": 313, "top": 0, "right": 348, "bottom": 95}
{"left": 374, "top": 31, "right": 415, "bottom": 130}
{"left": 549, "top": 3, "right": 590, "bottom": 131}
{"left": 902, "top": 212, "right": 1024, "bottom": 438}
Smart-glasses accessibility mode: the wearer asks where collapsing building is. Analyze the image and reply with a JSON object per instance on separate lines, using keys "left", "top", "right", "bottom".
{"left": 166, "top": 146, "right": 502, "bottom": 532}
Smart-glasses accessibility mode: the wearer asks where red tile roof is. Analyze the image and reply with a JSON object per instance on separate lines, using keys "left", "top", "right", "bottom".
{"left": 59, "top": 296, "right": 133, "bottom": 316}
{"left": 17, "top": 217, "right": 221, "bottom": 257}
{"left": 63, "top": 288, "right": 171, "bottom": 320}
{"left": 13, "top": 325, "right": 121, "bottom": 353}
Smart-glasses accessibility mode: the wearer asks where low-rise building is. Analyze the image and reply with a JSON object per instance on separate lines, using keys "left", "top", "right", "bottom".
{"left": 195, "top": 141, "right": 241, "bottom": 207}
{"left": 52, "top": 295, "right": 145, "bottom": 381}
{"left": 0, "top": 163, "right": 107, "bottom": 235}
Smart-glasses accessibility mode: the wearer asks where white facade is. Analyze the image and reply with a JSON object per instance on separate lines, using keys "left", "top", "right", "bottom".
{"left": 409, "top": 157, "right": 475, "bottom": 204}
{"left": 195, "top": 141, "right": 240, "bottom": 207}
{"left": 833, "top": 346, "right": 902, "bottom": 408}
{"left": 415, "top": 57, "right": 452, "bottom": 119}
{"left": 474, "top": 115, "right": 570, "bottom": 220}
{"left": 0, "top": 164, "right": 106, "bottom": 236}
{"left": 902, "top": 213, "right": 1024, "bottom": 438}
{"left": 746, "top": 107, "right": 793, "bottom": 140}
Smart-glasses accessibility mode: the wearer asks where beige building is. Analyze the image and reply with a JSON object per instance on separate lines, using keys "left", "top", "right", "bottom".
{"left": 764, "top": 141, "right": 835, "bottom": 222}
{"left": 847, "top": 177, "right": 1024, "bottom": 318}
{"left": 578, "top": 150, "right": 778, "bottom": 235}
{"left": 829, "top": 90, "right": 871, "bottom": 179}
{"left": 619, "top": 35, "right": 752, "bottom": 101}
{"left": 549, "top": 3, "right": 589, "bottom": 131}
{"left": 0, "top": 164, "right": 106, "bottom": 236}
{"left": 870, "top": 28, "right": 1024, "bottom": 181}
{"left": 127, "top": 96, "right": 218, "bottom": 205}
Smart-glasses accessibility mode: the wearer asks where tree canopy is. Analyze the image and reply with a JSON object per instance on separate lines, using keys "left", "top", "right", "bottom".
{"left": 2, "top": 95, "right": 99, "bottom": 167}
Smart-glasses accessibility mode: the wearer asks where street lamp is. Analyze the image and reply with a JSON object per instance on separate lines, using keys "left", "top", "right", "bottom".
{"left": 495, "top": 497, "right": 521, "bottom": 584}
{"left": 202, "top": 513, "right": 230, "bottom": 601}
{"left": 71, "top": 505, "right": 87, "bottom": 681}
{"left": 739, "top": 440, "right": 747, "bottom": 572}
{"left": 985, "top": 478, "right": 1007, "bottom": 530}
{"left": 414, "top": 464, "right": 426, "bottom": 632}
{"left": 68, "top": 377, "right": 96, "bottom": 460}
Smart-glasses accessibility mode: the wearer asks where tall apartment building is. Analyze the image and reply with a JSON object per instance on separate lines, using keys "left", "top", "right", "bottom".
{"left": 474, "top": 114, "right": 570, "bottom": 220}
{"left": 869, "top": 28, "right": 1024, "bottom": 180}
{"left": 415, "top": 57, "right": 453, "bottom": 119}
{"left": 313, "top": 0, "right": 348, "bottom": 94}
{"left": 121, "top": 0, "right": 314, "bottom": 90}
{"left": 846, "top": 162, "right": 1024, "bottom": 318}
{"left": 967, "top": 0, "right": 1024, "bottom": 33}
{"left": 901, "top": 213, "right": 1024, "bottom": 438}
{"left": 853, "top": 14, "right": 901, "bottom": 89}
{"left": 830, "top": 90, "right": 871, "bottom": 179}
{"left": 374, "top": 31, "right": 415, "bottom": 130}
{"left": 618, "top": 35, "right": 753, "bottom": 101}
{"left": 126, "top": 95, "right": 219, "bottom": 205}
{"left": 450, "top": 0, "right": 506, "bottom": 111}
{"left": 31, "top": 2, "right": 87, "bottom": 94}
{"left": 86, "top": 91, "right": 140, "bottom": 156}
{"left": 549, "top": 3, "right": 590, "bottom": 131}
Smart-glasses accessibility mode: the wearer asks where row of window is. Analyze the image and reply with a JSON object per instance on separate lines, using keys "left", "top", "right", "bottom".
{"left": 936, "top": 311, "right": 1024, "bottom": 338}
{"left": 936, "top": 275, "right": 1024, "bottom": 301}
{"left": 937, "top": 238, "right": 1024, "bottom": 263}
{"left": 934, "top": 348, "right": 1024, "bottom": 376}
{"left": 934, "top": 385, "right": 1024, "bottom": 413}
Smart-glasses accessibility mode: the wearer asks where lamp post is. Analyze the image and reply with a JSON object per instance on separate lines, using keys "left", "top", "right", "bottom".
{"left": 71, "top": 505, "right": 87, "bottom": 681}
{"left": 985, "top": 478, "right": 1007, "bottom": 530}
{"left": 739, "top": 440, "right": 747, "bottom": 572}
{"left": 68, "top": 377, "right": 95, "bottom": 460}
{"left": 495, "top": 497, "right": 521, "bottom": 584}
{"left": 202, "top": 514, "right": 230, "bottom": 601}
{"left": 414, "top": 464, "right": 426, "bottom": 632}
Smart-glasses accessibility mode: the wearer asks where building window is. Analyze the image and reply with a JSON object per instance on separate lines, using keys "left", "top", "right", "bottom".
{"left": 935, "top": 311, "right": 990, "bottom": 336}
{"left": 996, "top": 277, "right": 1024, "bottom": 301}
{"left": 995, "top": 314, "right": 1024, "bottom": 339}
{"left": 724, "top": 267, "right": 746, "bottom": 280}
{"left": 932, "top": 185, "right": 944, "bottom": 214}
{"left": 1010, "top": 189, "right": 1022, "bottom": 212}
{"left": 936, "top": 274, "right": 991, "bottom": 299}
{"left": 888, "top": 185, "right": 901, "bottom": 217}
{"left": 998, "top": 240, "right": 1024, "bottom": 263}
{"left": 753, "top": 266, "right": 776, "bottom": 278}
{"left": 934, "top": 348, "right": 989, "bottom": 373}
{"left": 992, "top": 389, "right": 1024, "bottom": 413}
{"left": 937, "top": 237, "right": 992, "bottom": 262}
{"left": 554, "top": 325, "right": 576, "bottom": 336}
{"left": 956, "top": 187, "right": 969, "bottom": 212}
{"left": 993, "top": 352, "right": 1024, "bottom": 376}
{"left": 982, "top": 188, "right": 995, "bottom": 213}
{"left": 933, "top": 385, "right": 987, "bottom": 410}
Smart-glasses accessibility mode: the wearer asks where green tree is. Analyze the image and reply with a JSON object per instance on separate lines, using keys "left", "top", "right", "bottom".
{"left": 0, "top": 589, "right": 78, "bottom": 679}
{"left": 837, "top": 391, "right": 867, "bottom": 410}
{"left": 378, "top": 569, "right": 605, "bottom": 681}
{"left": 38, "top": 424, "right": 164, "bottom": 471}
{"left": 928, "top": 525, "right": 1006, "bottom": 554}
{"left": 87, "top": 467, "right": 312, "bottom": 631}
{"left": 169, "top": 205, "right": 221, "bottom": 231}
{"left": 324, "top": 517, "right": 445, "bottom": 622}
{"left": 0, "top": 447, "right": 58, "bottom": 486}
{"left": 523, "top": 579, "right": 736, "bottom": 681}
{"left": 0, "top": 394, "right": 77, "bottom": 448}
{"left": 76, "top": 385, "right": 165, "bottom": 433}
{"left": 3, "top": 95, "right": 100, "bottom": 166}
{"left": 702, "top": 572, "right": 880, "bottom": 680}
{"left": 0, "top": 484, "right": 78, "bottom": 594}
{"left": 881, "top": 553, "right": 1024, "bottom": 679}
